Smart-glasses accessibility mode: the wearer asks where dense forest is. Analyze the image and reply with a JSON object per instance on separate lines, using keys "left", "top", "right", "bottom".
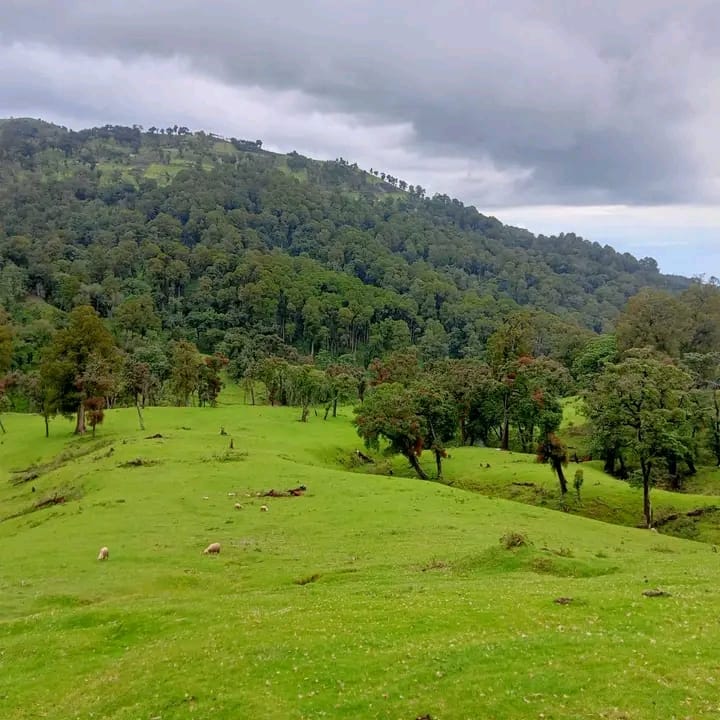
{"left": 3, "top": 117, "right": 720, "bottom": 527}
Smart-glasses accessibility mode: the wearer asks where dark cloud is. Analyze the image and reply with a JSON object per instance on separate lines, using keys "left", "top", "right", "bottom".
{"left": 0, "top": 0, "right": 718, "bottom": 206}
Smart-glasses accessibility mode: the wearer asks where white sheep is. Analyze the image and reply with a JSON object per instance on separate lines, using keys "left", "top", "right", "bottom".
{"left": 97, "top": 546, "right": 109, "bottom": 561}
{"left": 234, "top": 503, "right": 242, "bottom": 510}
{"left": 203, "top": 542, "right": 221, "bottom": 555}
{"left": 260, "top": 504, "right": 269, "bottom": 512}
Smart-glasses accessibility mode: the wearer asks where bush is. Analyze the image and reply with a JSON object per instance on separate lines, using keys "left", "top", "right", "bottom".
{"left": 573, "top": 468, "right": 584, "bottom": 500}
{"left": 500, "top": 531, "right": 528, "bottom": 549}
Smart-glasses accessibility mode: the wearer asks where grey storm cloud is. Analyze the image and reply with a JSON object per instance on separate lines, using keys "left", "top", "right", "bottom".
{"left": 1, "top": 0, "right": 719, "bottom": 206}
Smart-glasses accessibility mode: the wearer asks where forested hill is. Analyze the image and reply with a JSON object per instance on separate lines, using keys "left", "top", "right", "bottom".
{"left": 0, "top": 117, "right": 689, "bottom": 366}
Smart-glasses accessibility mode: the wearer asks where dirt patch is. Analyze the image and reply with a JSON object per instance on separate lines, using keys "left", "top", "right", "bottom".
{"left": 118, "top": 458, "right": 160, "bottom": 468}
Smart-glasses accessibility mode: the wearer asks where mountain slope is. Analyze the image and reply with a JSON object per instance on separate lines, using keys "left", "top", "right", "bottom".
{"left": 0, "top": 118, "right": 689, "bottom": 364}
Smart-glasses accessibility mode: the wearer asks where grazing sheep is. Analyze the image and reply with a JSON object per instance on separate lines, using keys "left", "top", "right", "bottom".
{"left": 260, "top": 504, "right": 269, "bottom": 512}
{"left": 97, "top": 546, "right": 109, "bottom": 561}
{"left": 203, "top": 542, "right": 221, "bottom": 555}
{"left": 234, "top": 503, "right": 242, "bottom": 510}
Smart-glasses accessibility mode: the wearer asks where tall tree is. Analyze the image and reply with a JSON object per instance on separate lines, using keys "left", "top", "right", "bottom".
{"left": 682, "top": 352, "right": 720, "bottom": 467}
{"left": 486, "top": 312, "right": 534, "bottom": 450}
{"left": 586, "top": 352, "right": 694, "bottom": 527}
{"left": 324, "top": 364, "right": 361, "bottom": 419}
{"left": 413, "top": 384, "right": 457, "bottom": 479}
{"left": 354, "top": 383, "right": 429, "bottom": 480}
{"left": 40, "top": 305, "right": 119, "bottom": 434}
{"left": 0, "top": 308, "right": 12, "bottom": 374}
{"left": 537, "top": 433, "right": 569, "bottom": 494}
{"left": 169, "top": 340, "right": 202, "bottom": 406}
{"left": 510, "top": 357, "right": 568, "bottom": 453}
{"left": 367, "top": 347, "right": 421, "bottom": 388}
{"left": 0, "top": 309, "right": 13, "bottom": 433}
{"left": 122, "top": 356, "right": 152, "bottom": 430}
{"left": 21, "top": 371, "right": 54, "bottom": 437}
{"left": 198, "top": 353, "right": 228, "bottom": 407}
{"left": 615, "top": 289, "right": 692, "bottom": 358}
{"left": 286, "top": 364, "right": 328, "bottom": 422}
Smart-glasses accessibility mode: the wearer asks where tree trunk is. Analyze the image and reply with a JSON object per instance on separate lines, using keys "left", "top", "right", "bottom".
{"left": 44, "top": 413, "right": 49, "bottom": 438}
{"left": 323, "top": 404, "right": 330, "bottom": 420}
{"left": 434, "top": 449, "right": 443, "bottom": 480}
{"left": 301, "top": 404, "right": 309, "bottom": 422}
{"left": 603, "top": 450, "right": 615, "bottom": 475}
{"left": 618, "top": 453, "right": 629, "bottom": 480}
{"left": 136, "top": 402, "right": 145, "bottom": 431}
{"left": 641, "top": 459, "right": 652, "bottom": 528}
{"left": 333, "top": 398, "right": 338, "bottom": 418}
{"left": 501, "top": 415, "right": 510, "bottom": 451}
{"left": 667, "top": 455, "right": 680, "bottom": 489}
{"left": 75, "top": 402, "right": 86, "bottom": 435}
{"left": 554, "top": 460, "right": 568, "bottom": 494}
{"left": 407, "top": 452, "right": 429, "bottom": 480}
{"left": 685, "top": 455, "right": 697, "bottom": 475}
{"left": 0, "top": 416, "right": 5, "bottom": 434}
{"left": 459, "top": 417, "right": 467, "bottom": 446}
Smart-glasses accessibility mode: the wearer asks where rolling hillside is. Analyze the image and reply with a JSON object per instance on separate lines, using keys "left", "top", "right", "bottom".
{"left": 2, "top": 398, "right": 720, "bottom": 719}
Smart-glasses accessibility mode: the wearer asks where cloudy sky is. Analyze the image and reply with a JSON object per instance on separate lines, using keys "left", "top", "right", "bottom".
{"left": 1, "top": 0, "right": 719, "bottom": 278}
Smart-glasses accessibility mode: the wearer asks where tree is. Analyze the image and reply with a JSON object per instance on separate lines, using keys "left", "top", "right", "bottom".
{"left": 0, "top": 372, "right": 18, "bottom": 434}
{"left": 0, "top": 308, "right": 12, "bottom": 374}
{"left": 537, "top": 433, "right": 569, "bottom": 494}
{"left": 509, "top": 357, "right": 568, "bottom": 452}
{"left": 486, "top": 313, "right": 534, "bottom": 450}
{"left": 572, "top": 334, "right": 618, "bottom": 385}
{"left": 367, "top": 347, "right": 420, "bottom": 388}
{"left": 84, "top": 396, "right": 105, "bottom": 437}
{"left": 615, "top": 289, "right": 692, "bottom": 358}
{"left": 413, "top": 383, "right": 457, "bottom": 479}
{"left": 286, "top": 364, "right": 328, "bottom": 422}
{"left": 198, "top": 353, "right": 228, "bottom": 407}
{"left": 114, "top": 295, "right": 161, "bottom": 338}
{"left": 324, "top": 364, "right": 360, "bottom": 419}
{"left": 681, "top": 280, "right": 720, "bottom": 354}
{"left": 682, "top": 352, "right": 720, "bottom": 467}
{"left": 250, "top": 356, "right": 290, "bottom": 406}
{"left": 21, "top": 371, "right": 53, "bottom": 437}
{"left": 40, "top": 305, "right": 119, "bottom": 434}
{"left": 169, "top": 340, "right": 202, "bottom": 406}
{"left": 0, "top": 310, "right": 14, "bottom": 433}
{"left": 122, "top": 356, "right": 152, "bottom": 430}
{"left": 585, "top": 352, "right": 695, "bottom": 527}
{"left": 427, "top": 359, "right": 499, "bottom": 446}
{"left": 417, "top": 319, "right": 449, "bottom": 362}
{"left": 354, "top": 383, "right": 429, "bottom": 479}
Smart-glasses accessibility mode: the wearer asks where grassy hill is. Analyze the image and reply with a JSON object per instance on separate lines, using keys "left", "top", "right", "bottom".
{"left": 2, "top": 397, "right": 720, "bottom": 719}
{"left": 0, "top": 117, "right": 692, "bottom": 365}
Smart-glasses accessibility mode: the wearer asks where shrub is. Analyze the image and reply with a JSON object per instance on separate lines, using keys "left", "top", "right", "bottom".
{"left": 573, "top": 468, "right": 584, "bottom": 500}
{"left": 500, "top": 531, "right": 528, "bottom": 549}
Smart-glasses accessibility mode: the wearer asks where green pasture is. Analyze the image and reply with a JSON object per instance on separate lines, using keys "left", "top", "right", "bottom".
{"left": 1, "top": 402, "right": 720, "bottom": 719}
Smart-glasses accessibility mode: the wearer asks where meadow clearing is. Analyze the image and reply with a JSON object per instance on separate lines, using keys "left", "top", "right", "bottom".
{"left": 1, "top": 397, "right": 720, "bottom": 719}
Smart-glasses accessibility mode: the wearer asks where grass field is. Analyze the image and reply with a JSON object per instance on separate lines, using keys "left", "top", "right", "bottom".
{"left": 2, "top": 399, "right": 720, "bottom": 719}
